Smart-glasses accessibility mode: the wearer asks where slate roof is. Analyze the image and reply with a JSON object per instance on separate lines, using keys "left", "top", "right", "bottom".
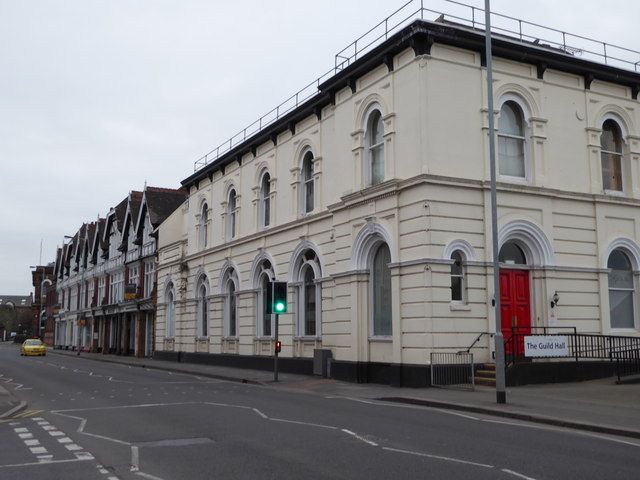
{"left": 144, "top": 186, "right": 187, "bottom": 229}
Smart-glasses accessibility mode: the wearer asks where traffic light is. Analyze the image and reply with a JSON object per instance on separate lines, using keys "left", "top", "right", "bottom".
{"left": 271, "top": 281, "right": 287, "bottom": 314}
{"left": 275, "top": 340, "right": 282, "bottom": 354}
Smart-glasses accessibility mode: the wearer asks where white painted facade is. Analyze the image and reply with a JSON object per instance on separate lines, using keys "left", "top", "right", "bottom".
{"left": 155, "top": 22, "right": 640, "bottom": 371}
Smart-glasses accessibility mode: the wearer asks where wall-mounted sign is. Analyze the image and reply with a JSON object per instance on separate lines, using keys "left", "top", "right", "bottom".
{"left": 524, "top": 335, "right": 569, "bottom": 357}
{"left": 124, "top": 283, "right": 138, "bottom": 301}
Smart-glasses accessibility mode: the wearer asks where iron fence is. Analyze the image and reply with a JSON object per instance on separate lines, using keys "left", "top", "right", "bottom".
{"left": 611, "top": 348, "right": 640, "bottom": 382}
{"left": 430, "top": 352, "right": 474, "bottom": 390}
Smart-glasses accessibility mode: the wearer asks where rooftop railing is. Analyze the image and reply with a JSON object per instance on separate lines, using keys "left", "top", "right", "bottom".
{"left": 193, "top": 0, "right": 640, "bottom": 173}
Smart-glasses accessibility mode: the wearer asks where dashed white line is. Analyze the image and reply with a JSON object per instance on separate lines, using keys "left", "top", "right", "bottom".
{"left": 382, "top": 446, "right": 494, "bottom": 469}
{"left": 502, "top": 468, "right": 538, "bottom": 480}
{"left": 341, "top": 428, "right": 378, "bottom": 446}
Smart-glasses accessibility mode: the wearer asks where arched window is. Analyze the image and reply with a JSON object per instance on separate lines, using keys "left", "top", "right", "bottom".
{"left": 302, "top": 265, "right": 317, "bottom": 336}
{"left": 259, "top": 172, "right": 271, "bottom": 228}
{"left": 608, "top": 249, "right": 635, "bottom": 329}
{"left": 372, "top": 243, "right": 392, "bottom": 336}
{"left": 200, "top": 203, "right": 208, "bottom": 249}
{"left": 498, "top": 101, "right": 526, "bottom": 178}
{"left": 196, "top": 277, "right": 209, "bottom": 338}
{"left": 302, "top": 151, "right": 314, "bottom": 214}
{"left": 166, "top": 284, "right": 175, "bottom": 338}
{"left": 450, "top": 250, "right": 465, "bottom": 303}
{"left": 227, "top": 189, "right": 237, "bottom": 240}
{"left": 258, "top": 267, "right": 273, "bottom": 337}
{"left": 223, "top": 268, "right": 239, "bottom": 337}
{"left": 601, "top": 119, "right": 623, "bottom": 192}
{"left": 366, "top": 109, "right": 384, "bottom": 186}
{"left": 499, "top": 242, "right": 527, "bottom": 265}
{"left": 294, "top": 249, "right": 321, "bottom": 337}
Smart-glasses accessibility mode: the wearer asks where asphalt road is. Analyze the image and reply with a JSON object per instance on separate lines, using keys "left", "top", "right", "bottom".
{"left": 1, "top": 343, "right": 639, "bottom": 480}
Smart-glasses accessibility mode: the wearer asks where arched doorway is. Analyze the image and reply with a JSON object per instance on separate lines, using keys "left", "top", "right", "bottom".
{"left": 499, "top": 241, "right": 531, "bottom": 355}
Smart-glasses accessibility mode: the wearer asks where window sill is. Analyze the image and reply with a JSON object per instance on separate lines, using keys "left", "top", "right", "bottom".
{"left": 255, "top": 336, "right": 274, "bottom": 341}
{"left": 450, "top": 303, "right": 472, "bottom": 311}
{"left": 222, "top": 336, "right": 239, "bottom": 341}
{"left": 603, "top": 189, "right": 625, "bottom": 197}
{"left": 498, "top": 175, "right": 528, "bottom": 185}
{"left": 368, "top": 336, "right": 392, "bottom": 342}
{"left": 294, "top": 336, "right": 322, "bottom": 341}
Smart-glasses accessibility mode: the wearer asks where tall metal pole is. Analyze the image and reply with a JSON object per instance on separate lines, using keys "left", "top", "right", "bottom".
{"left": 273, "top": 313, "right": 279, "bottom": 382}
{"left": 485, "top": 0, "right": 506, "bottom": 404}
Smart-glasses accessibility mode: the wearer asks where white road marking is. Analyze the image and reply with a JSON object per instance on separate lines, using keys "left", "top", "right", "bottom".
{"left": 14, "top": 427, "right": 28, "bottom": 433}
{"left": 24, "top": 439, "right": 40, "bottom": 446}
{"left": 58, "top": 437, "right": 72, "bottom": 443}
{"left": 29, "top": 446, "right": 48, "bottom": 454}
{"left": 502, "top": 468, "right": 538, "bottom": 480}
{"left": 135, "top": 471, "right": 165, "bottom": 480}
{"left": 131, "top": 445, "right": 139, "bottom": 471}
{"left": 74, "top": 452, "right": 94, "bottom": 460}
{"left": 42, "top": 425, "right": 55, "bottom": 431}
{"left": 18, "top": 433, "right": 33, "bottom": 439}
{"left": 65, "top": 443, "right": 83, "bottom": 451}
{"left": 252, "top": 408, "right": 268, "bottom": 419}
{"left": 0, "top": 458, "right": 92, "bottom": 468}
{"left": 383, "top": 446, "right": 494, "bottom": 468}
{"left": 49, "top": 431, "right": 64, "bottom": 436}
{"left": 341, "top": 428, "right": 378, "bottom": 446}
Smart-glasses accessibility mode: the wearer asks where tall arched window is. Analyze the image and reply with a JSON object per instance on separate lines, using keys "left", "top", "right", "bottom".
{"left": 200, "top": 203, "right": 208, "bottom": 249}
{"left": 601, "top": 119, "right": 623, "bottom": 192}
{"left": 196, "top": 277, "right": 209, "bottom": 338}
{"left": 294, "top": 249, "right": 321, "bottom": 337}
{"left": 166, "top": 284, "right": 175, "bottom": 338}
{"left": 259, "top": 172, "right": 271, "bottom": 228}
{"left": 223, "top": 268, "right": 239, "bottom": 337}
{"left": 366, "top": 109, "right": 384, "bottom": 186}
{"left": 450, "top": 250, "right": 465, "bottom": 303}
{"left": 302, "top": 151, "right": 314, "bottom": 214}
{"left": 302, "top": 265, "right": 316, "bottom": 336}
{"left": 227, "top": 189, "right": 237, "bottom": 240}
{"left": 372, "top": 243, "right": 392, "bottom": 336}
{"left": 258, "top": 268, "right": 273, "bottom": 337}
{"left": 608, "top": 249, "right": 635, "bottom": 329}
{"left": 498, "top": 101, "right": 526, "bottom": 179}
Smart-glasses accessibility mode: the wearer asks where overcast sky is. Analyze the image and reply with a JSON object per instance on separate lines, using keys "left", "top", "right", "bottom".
{"left": 1, "top": 0, "right": 638, "bottom": 295}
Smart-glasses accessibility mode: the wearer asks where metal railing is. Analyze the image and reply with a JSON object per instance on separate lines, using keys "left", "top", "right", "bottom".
{"left": 193, "top": 0, "right": 640, "bottom": 174}
{"left": 611, "top": 348, "right": 640, "bottom": 382}
{"left": 430, "top": 352, "right": 474, "bottom": 390}
{"left": 505, "top": 326, "right": 640, "bottom": 365}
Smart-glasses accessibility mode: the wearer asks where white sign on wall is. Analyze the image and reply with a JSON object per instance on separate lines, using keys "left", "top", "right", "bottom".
{"left": 524, "top": 335, "right": 570, "bottom": 357}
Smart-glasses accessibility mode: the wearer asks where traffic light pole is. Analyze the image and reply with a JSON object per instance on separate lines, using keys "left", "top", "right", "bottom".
{"left": 273, "top": 313, "right": 279, "bottom": 382}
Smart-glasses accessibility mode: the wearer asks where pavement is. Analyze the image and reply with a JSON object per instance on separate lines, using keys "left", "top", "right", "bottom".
{"left": 8, "top": 346, "right": 639, "bottom": 440}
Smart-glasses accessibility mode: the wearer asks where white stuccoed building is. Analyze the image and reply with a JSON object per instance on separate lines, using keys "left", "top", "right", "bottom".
{"left": 154, "top": 9, "right": 640, "bottom": 386}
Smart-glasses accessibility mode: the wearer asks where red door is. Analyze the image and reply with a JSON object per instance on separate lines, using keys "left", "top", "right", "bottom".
{"left": 500, "top": 269, "right": 531, "bottom": 356}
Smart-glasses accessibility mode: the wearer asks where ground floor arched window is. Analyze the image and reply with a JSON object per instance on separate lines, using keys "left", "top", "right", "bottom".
{"left": 608, "top": 248, "right": 636, "bottom": 329}
{"left": 371, "top": 243, "right": 392, "bottom": 336}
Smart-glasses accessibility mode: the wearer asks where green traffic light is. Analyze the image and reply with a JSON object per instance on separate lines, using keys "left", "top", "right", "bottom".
{"left": 275, "top": 302, "right": 285, "bottom": 312}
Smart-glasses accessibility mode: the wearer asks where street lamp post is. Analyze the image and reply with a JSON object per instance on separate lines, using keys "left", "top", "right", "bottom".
{"left": 484, "top": 0, "right": 506, "bottom": 404}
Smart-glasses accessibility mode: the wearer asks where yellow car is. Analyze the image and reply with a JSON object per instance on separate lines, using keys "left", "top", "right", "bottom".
{"left": 21, "top": 339, "right": 46, "bottom": 356}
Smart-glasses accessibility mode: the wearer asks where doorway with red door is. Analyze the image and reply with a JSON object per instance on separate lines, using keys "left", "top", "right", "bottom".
{"left": 498, "top": 242, "right": 532, "bottom": 356}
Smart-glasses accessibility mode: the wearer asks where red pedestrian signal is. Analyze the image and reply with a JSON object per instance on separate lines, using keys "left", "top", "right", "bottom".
{"left": 275, "top": 340, "right": 282, "bottom": 354}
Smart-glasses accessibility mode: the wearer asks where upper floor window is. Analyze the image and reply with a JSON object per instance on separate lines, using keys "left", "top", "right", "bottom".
{"left": 366, "top": 109, "right": 384, "bottom": 186}
{"left": 498, "top": 101, "right": 526, "bottom": 179}
{"left": 199, "top": 202, "right": 209, "bottom": 248}
{"left": 601, "top": 119, "right": 623, "bottom": 192}
{"left": 227, "top": 189, "right": 237, "bottom": 240}
{"left": 608, "top": 249, "right": 635, "bottom": 329}
{"left": 450, "top": 250, "right": 465, "bottom": 303}
{"left": 302, "top": 151, "right": 314, "bottom": 214}
{"left": 259, "top": 172, "right": 271, "bottom": 228}
{"left": 144, "top": 261, "right": 155, "bottom": 298}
